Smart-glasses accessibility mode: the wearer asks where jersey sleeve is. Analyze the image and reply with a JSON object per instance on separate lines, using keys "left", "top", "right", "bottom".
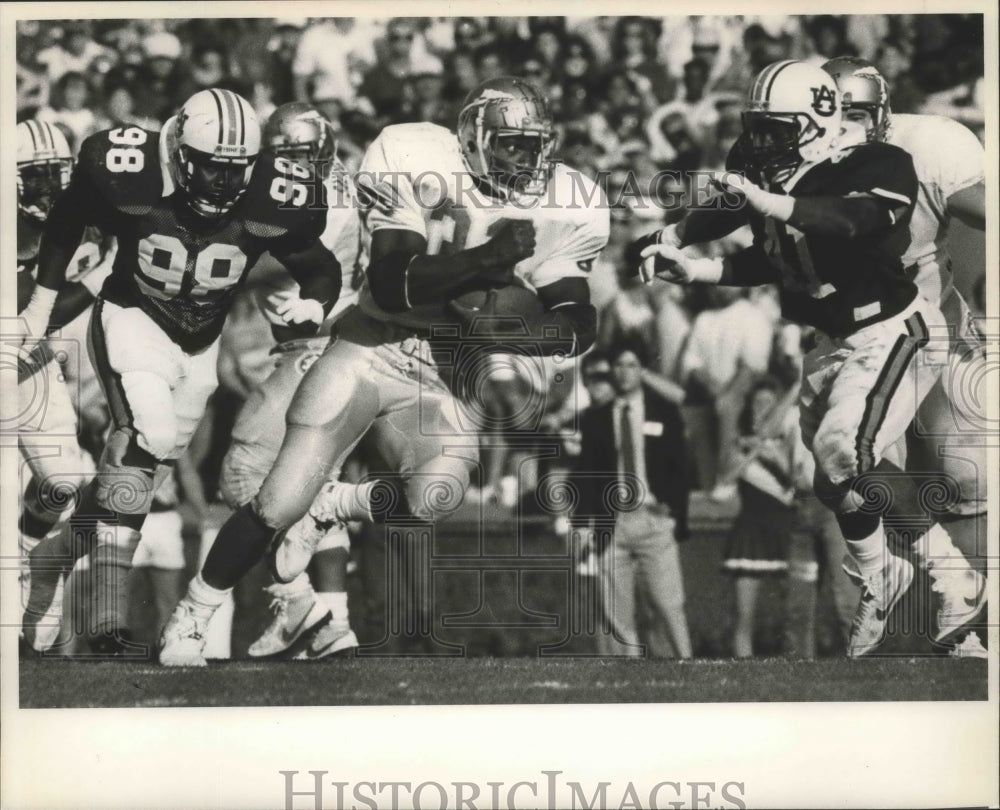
{"left": 355, "top": 130, "right": 427, "bottom": 237}
{"left": 924, "top": 117, "right": 985, "bottom": 198}
{"left": 852, "top": 143, "right": 919, "bottom": 211}
{"left": 528, "top": 206, "right": 610, "bottom": 289}
{"left": 242, "top": 154, "right": 328, "bottom": 246}
{"left": 77, "top": 127, "right": 163, "bottom": 215}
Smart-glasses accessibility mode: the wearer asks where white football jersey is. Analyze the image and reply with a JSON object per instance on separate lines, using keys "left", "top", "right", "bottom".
{"left": 889, "top": 113, "right": 984, "bottom": 306}
{"left": 253, "top": 172, "right": 363, "bottom": 332}
{"left": 356, "top": 122, "right": 610, "bottom": 330}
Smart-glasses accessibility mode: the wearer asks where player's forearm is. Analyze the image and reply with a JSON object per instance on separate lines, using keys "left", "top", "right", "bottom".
{"left": 278, "top": 243, "right": 342, "bottom": 317}
{"left": 789, "top": 195, "right": 898, "bottom": 238}
{"left": 368, "top": 244, "right": 496, "bottom": 312}
{"left": 48, "top": 282, "right": 96, "bottom": 331}
{"left": 718, "top": 244, "right": 779, "bottom": 286}
{"left": 676, "top": 207, "right": 746, "bottom": 246}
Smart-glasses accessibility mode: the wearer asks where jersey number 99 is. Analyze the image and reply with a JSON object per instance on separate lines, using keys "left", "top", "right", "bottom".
{"left": 136, "top": 234, "right": 247, "bottom": 302}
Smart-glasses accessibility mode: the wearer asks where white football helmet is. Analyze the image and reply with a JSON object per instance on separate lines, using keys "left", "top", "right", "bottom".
{"left": 742, "top": 60, "right": 842, "bottom": 184}
{"left": 167, "top": 88, "right": 261, "bottom": 218}
{"left": 17, "top": 120, "right": 73, "bottom": 224}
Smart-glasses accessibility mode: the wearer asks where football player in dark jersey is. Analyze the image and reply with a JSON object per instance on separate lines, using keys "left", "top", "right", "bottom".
{"left": 633, "top": 60, "right": 978, "bottom": 657}
{"left": 18, "top": 89, "right": 341, "bottom": 655}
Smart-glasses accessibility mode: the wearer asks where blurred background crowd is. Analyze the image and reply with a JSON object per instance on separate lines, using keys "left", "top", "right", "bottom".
{"left": 17, "top": 15, "right": 987, "bottom": 659}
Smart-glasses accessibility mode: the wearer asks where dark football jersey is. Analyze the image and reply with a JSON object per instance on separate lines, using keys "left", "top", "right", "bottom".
{"left": 728, "top": 140, "right": 919, "bottom": 336}
{"left": 69, "top": 126, "right": 326, "bottom": 352}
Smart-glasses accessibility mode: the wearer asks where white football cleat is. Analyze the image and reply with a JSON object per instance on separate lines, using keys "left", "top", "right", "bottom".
{"left": 248, "top": 585, "right": 330, "bottom": 657}
{"left": 158, "top": 601, "right": 213, "bottom": 667}
{"left": 949, "top": 632, "right": 988, "bottom": 659}
{"left": 292, "top": 620, "right": 358, "bottom": 661}
{"left": 844, "top": 553, "right": 914, "bottom": 658}
{"left": 933, "top": 568, "right": 987, "bottom": 642}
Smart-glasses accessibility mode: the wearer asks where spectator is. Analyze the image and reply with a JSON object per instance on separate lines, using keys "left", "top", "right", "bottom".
{"left": 132, "top": 31, "right": 184, "bottom": 122}
{"left": 360, "top": 19, "right": 442, "bottom": 125}
{"left": 804, "top": 15, "right": 858, "bottom": 64}
{"left": 611, "top": 17, "right": 675, "bottom": 104}
{"left": 530, "top": 22, "right": 564, "bottom": 74}
{"left": 266, "top": 19, "right": 306, "bottom": 106}
{"left": 35, "top": 21, "right": 112, "bottom": 83}
{"left": 571, "top": 338, "right": 692, "bottom": 658}
{"left": 36, "top": 72, "right": 101, "bottom": 154}
{"left": 293, "top": 18, "right": 375, "bottom": 111}
{"left": 401, "top": 67, "right": 451, "bottom": 128}
{"left": 100, "top": 82, "right": 161, "bottom": 131}
{"left": 720, "top": 376, "right": 798, "bottom": 658}
{"left": 473, "top": 43, "right": 508, "bottom": 84}
{"left": 453, "top": 17, "right": 487, "bottom": 55}
{"left": 679, "top": 287, "right": 774, "bottom": 495}
{"left": 559, "top": 36, "right": 597, "bottom": 89}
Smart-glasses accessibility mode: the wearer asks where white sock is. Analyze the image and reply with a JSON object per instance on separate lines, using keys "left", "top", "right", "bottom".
{"left": 845, "top": 519, "right": 887, "bottom": 576}
{"left": 186, "top": 572, "right": 232, "bottom": 612}
{"left": 317, "top": 591, "right": 349, "bottom": 625}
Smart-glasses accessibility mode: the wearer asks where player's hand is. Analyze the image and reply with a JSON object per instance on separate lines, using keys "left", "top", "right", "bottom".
{"left": 639, "top": 243, "right": 724, "bottom": 285}
{"left": 483, "top": 219, "right": 536, "bottom": 273}
{"left": 13, "top": 286, "right": 57, "bottom": 355}
{"left": 267, "top": 291, "right": 325, "bottom": 327}
{"left": 624, "top": 224, "right": 683, "bottom": 274}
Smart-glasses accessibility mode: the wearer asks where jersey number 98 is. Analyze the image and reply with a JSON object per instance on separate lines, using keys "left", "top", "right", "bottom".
{"left": 105, "top": 127, "right": 147, "bottom": 173}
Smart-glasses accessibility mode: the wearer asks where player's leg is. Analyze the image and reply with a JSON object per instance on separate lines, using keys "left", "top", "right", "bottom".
{"left": 813, "top": 301, "right": 980, "bottom": 653}
{"left": 221, "top": 345, "right": 343, "bottom": 657}
{"left": 161, "top": 338, "right": 381, "bottom": 665}
{"left": 22, "top": 303, "right": 183, "bottom": 652}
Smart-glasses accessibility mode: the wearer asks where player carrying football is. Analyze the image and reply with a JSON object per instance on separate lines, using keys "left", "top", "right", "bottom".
{"left": 633, "top": 60, "right": 979, "bottom": 657}
{"left": 159, "top": 77, "right": 610, "bottom": 666}
{"left": 18, "top": 89, "right": 341, "bottom": 655}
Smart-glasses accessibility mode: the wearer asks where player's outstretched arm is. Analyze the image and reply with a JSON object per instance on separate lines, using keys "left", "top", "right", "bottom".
{"left": 948, "top": 181, "right": 985, "bottom": 230}
{"left": 366, "top": 222, "right": 535, "bottom": 313}
{"left": 271, "top": 238, "right": 343, "bottom": 333}
{"left": 639, "top": 241, "right": 777, "bottom": 287}
{"left": 527, "top": 277, "right": 597, "bottom": 357}
{"left": 623, "top": 207, "right": 748, "bottom": 277}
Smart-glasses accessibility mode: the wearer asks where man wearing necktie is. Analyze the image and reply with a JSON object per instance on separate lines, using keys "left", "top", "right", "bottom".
{"left": 570, "top": 339, "right": 693, "bottom": 658}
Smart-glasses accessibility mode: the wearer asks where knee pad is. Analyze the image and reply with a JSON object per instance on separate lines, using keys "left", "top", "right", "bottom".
{"left": 219, "top": 444, "right": 271, "bottom": 509}
{"left": 94, "top": 428, "right": 157, "bottom": 516}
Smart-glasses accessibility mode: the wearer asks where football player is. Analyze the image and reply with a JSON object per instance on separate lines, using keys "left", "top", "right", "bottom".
{"left": 635, "top": 60, "right": 978, "bottom": 657}
{"left": 159, "top": 77, "right": 610, "bottom": 666}
{"left": 220, "top": 102, "right": 363, "bottom": 659}
{"left": 18, "top": 89, "right": 341, "bottom": 655}
{"left": 16, "top": 120, "right": 115, "bottom": 651}
{"left": 822, "top": 56, "right": 988, "bottom": 655}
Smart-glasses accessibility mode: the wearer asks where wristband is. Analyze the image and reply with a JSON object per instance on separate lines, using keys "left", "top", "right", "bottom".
{"left": 750, "top": 189, "right": 795, "bottom": 222}
{"left": 80, "top": 262, "right": 113, "bottom": 297}
{"left": 23, "top": 284, "right": 58, "bottom": 319}
{"left": 686, "top": 256, "right": 724, "bottom": 284}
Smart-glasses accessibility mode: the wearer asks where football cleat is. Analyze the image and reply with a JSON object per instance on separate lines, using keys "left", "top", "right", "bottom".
{"left": 248, "top": 584, "right": 330, "bottom": 657}
{"left": 292, "top": 619, "right": 358, "bottom": 661}
{"left": 948, "top": 632, "right": 988, "bottom": 660}
{"left": 158, "top": 600, "right": 213, "bottom": 667}
{"left": 933, "top": 568, "right": 987, "bottom": 642}
{"left": 844, "top": 553, "right": 914, "bottom": 658}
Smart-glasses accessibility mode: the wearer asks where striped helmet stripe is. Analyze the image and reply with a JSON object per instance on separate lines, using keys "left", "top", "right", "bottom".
{"left": 25, "top": 120, "right": 40, "bottom": 151}
{"left": 209, "top": 89, "right": 227, "bottom": 147}
{"left": 751, "top": 60, "right": 796, "bottom": 106}
{"left": 218, "top": 89, "right": 241, "bottom": 147}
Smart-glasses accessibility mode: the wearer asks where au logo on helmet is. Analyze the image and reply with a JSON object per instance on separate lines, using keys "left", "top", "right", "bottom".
{"left": 810, "top": 85, "right": 837, "bottom": 116}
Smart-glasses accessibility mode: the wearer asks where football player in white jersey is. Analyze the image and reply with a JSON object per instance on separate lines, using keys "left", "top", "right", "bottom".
{"left": 634, "top": 60, "right": 980, "bottom": 657}
{"left": 160, "top": 77, "right": 610, "bottom": 666}
{"left": 220, "top": 103, "right": 363, "bottom": 659}
{"left": 822, "top": 56, "right": 988, "bottom": 656}
{"left": 16, "top": 120, "right": 116, "bottom": 651}
{"left": 18, "top": 89, "right": 341, "bottom": 656}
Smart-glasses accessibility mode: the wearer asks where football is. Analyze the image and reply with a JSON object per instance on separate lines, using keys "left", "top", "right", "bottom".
{"left": 449, "top": 284, "right": 545, "bottom": 324}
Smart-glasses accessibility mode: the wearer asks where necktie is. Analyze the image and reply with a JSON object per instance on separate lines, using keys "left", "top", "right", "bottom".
{"left": 620, "top": 402, "right": 637, "bottom": 483}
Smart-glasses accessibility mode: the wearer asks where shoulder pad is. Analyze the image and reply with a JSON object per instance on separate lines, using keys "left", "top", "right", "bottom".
{"left": 239, "top": 154, "right": 328, "bottom": 239}
{"left": 78, "top": 128, "right": 163, "bottom": 215}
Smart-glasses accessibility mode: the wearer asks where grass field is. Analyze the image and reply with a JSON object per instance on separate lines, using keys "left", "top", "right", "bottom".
{"left": 19, "top": 655, "right": 987, "bottom": 707}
